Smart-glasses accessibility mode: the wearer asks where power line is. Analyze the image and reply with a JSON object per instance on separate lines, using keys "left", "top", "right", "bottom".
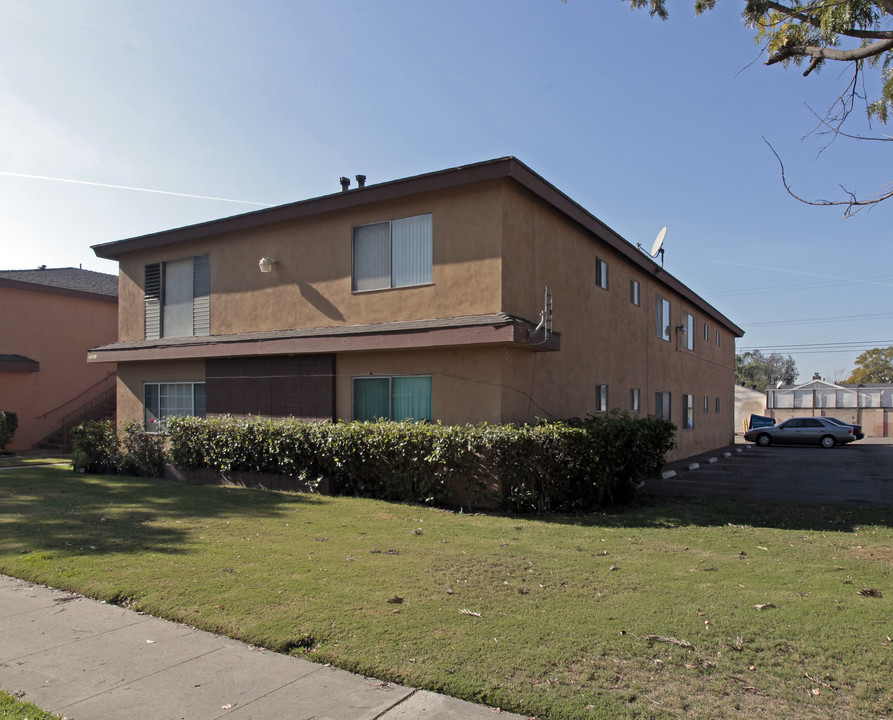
{"left": 737, "top": 340, "right": 892, "bottom": 354}
{"left": 705, "top": 274, "right": 891, "bottom": 298}
{"left": 741, "top": 311, "right": 893, "bottom": 327}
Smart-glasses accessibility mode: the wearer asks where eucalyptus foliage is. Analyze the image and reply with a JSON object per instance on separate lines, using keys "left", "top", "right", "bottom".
{"left": 627, "top": 0, "right": 893, "bottom": 212}
{"left": 735, "top": 349, "right": 798, "bottom": 391}
{"left": 629, "top": 0, "right": 893, "bottom": 124}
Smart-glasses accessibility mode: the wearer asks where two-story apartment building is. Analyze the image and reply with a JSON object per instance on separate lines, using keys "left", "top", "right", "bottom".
{"left": 88, "top": 157, "right": 743, "bottom": 460}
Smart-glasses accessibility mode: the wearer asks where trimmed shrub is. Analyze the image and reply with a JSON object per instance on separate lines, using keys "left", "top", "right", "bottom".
{"left": 0, "top": 411, "right": 18, "bottom": 451}
{"left": 117, "top": 421, "right": 166, "bottom": 478}
{"left": 570, "top": 411, "right": 677, "bottom": 506}
{"left": 165, "top": 414, "right": 677, "bottom": 512}
{"left": 71, "top": 419, "right": 118, "bottom": 473}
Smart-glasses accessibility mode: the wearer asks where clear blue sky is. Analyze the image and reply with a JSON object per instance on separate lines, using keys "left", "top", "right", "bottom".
{"left": 2, "top": 1, "right": 890, "bottom": 382}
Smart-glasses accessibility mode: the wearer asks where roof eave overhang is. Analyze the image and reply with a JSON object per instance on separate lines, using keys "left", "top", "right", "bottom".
{"left": 0, "top": 277, "right": 117, "bottom": 304}
{"left": 87, "top": 322, "right": 560, "bottom": 364}
{"left": 0, "top": 358, "right": 40, "bottom": 373}
{"left": 90, "top": 155, "right": 742, "bottom": 337}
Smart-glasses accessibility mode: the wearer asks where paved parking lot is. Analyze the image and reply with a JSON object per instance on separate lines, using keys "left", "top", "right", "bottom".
{"left": 645, "top": 437, "right": 893, "bottom": 507}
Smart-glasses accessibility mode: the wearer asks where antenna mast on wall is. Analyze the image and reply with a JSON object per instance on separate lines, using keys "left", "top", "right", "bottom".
{"left": 529, "top": 285, "right": 552, "bottom": 340}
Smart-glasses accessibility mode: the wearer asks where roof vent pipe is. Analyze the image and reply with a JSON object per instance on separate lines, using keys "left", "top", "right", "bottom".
{"left": 339, "top": 177, "right": 350, "bottom": 192}
{"left": 355, "top": 174, "right": 366, "bottom": 188}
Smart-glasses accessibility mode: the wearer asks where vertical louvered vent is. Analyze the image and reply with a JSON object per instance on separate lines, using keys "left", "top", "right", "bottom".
{"left": 145, "top": 263, "right": 163, "bottom": 340}
{"left": 193, "top": 254, "right": 210, "bottom": 336}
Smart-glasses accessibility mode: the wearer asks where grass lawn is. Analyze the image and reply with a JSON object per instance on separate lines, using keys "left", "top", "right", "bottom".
{"left": 0, "top": 690, "right": 62, "bottom": 720}
{"left": 0, "top": 454, "right": 69, "bottom": 470}
{"left": 0, "top": 464, "right": 890, "bottom": 720}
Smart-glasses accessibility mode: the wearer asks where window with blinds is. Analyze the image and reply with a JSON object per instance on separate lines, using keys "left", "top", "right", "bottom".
{"left": 144, "top": 254, "right": 210, "bottom": 339}
{"left": 352, "top": 214, "right": 432, "bottom": 292}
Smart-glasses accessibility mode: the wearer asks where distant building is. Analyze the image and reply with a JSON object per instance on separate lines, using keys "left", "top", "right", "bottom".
{"left": 734, "top": 384, "right": 767, "bottom": 434}
{"left": 0, "top": 268, "right": 118, "bottom": 451}
{"left": 767, "top": 379, "right": 893, "bottom": 437}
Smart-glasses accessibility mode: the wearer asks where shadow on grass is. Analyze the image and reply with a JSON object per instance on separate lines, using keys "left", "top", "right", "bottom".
{"left": 535, "top": 493, "right": 893, "bottom": 533}
{"left": 0, "top": 465, "right": 329, "bottom": 557}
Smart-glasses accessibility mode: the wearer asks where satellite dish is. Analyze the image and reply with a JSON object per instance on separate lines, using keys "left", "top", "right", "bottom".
{"left": 650, "top": 226, "right": 667, "bottom": 258}
{"left": 646, "top": 226, "right": 667, "bottom": 267}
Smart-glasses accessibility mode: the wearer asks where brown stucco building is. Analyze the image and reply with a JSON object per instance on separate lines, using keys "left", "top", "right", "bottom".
{"left": 89, "top": 157, "right": 743, "bottom": 460}
{"left": 0, "top": 268, "right": 118, "bottom": 451}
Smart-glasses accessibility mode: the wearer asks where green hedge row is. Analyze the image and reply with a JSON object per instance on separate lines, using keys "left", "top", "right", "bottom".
{"left": 0, "top": 410, "right": 18, "bottom": 452}
{"left": 71, "top": 420, "right": 166, "bottom": 477}
{"left": 164, "top": 413, "right": 675, "bottom": 513}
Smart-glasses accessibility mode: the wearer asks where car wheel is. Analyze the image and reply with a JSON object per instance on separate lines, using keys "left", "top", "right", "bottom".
{"left": 820, "top": 435, "right": 835, "bottom": 449}
{"left": 756, "top": 433, "right": 771, "bottom": 447}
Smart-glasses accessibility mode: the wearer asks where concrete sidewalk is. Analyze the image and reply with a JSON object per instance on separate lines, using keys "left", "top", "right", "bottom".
{"left": 0, "top": 575, "right": 527, "bottom": 720}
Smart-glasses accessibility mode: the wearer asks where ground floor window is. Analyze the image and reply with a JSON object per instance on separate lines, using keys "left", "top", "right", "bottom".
{"left": 353, "top": 375, "right": 432, "bottom": 422}
{"left": 630, "top": 388, "right": 641, "bottom": 413}
{"left": 595, "top": 384, "right": 609, "bottom": 413}
{"left": 144, "top": 382, "right": 206, "bottom": 431}
{"left": 682, "top": 394, "right": 694, "bottom": 430}
{"left": 655, "top": 391, "right": 671, "bottom": 422}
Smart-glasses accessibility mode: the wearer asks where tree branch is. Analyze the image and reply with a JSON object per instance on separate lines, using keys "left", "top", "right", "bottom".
{"left": 756, "top": 1, "right": 893, "bottom": 39}
{"left": 768, "top": 38, "right": 893, "bottom": 67}
{"left": 763, "top": 137, "right": 893, "bottom": 216}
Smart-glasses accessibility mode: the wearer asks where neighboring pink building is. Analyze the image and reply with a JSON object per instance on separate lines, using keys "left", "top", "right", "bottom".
{"left": 0, "top": 268, "right": 118, "bottom": 451}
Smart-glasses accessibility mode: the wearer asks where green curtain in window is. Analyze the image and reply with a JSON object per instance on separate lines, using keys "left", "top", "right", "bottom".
{"left": 393, "top": 376, "right": 432, "bottom": 421}
{"left": 354, "top": 378, "right": 390, "bottom": 421}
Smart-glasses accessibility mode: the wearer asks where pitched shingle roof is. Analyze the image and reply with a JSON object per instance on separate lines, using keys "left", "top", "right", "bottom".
{"left": 0, "top": 267, "right": 118, "bottom": 298}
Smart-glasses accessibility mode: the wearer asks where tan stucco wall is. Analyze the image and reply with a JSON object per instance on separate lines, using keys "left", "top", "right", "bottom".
{"left": 110, "top": 176, "right": 739, "bottom": 461}
{"left": 116, "top": 360, "right": 206, "bottom": 431}
{"left": 116, "top": 182, "right": 506, "bottom": 342}
{"left": 0, "top": 286, "right": 117, "bottom": 451}
{"left": 335, "top": 348, "right": 504, "bottom": 425}
{"left": 499, "top": 184, "right": 737, "bottom": 460}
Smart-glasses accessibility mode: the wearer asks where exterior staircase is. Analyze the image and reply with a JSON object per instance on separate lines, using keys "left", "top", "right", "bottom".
{"left": 35, "top": 387, "right": 117, "bottom": 453}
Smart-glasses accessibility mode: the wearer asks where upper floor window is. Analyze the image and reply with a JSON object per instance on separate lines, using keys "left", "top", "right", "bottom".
{"left": 595, "top": 258, "right": 609, "bottom": 290}
{"left": 630, "top": 279, "right": 640, "bottom": 306}
{"left": 352, "top": 214, "right": 432, "bottom": 292}
{"left": 145, "top": 254, "right": 210, "bottom": 340}
{"left": 655, "top": 295, "right": 671, "bottom": 341}
{"left": 715, "top": 330, "right": 721, "bottom": 347}
{"left": 684, "top": 313, "right": 695, "bottom": 351}
{"left": 630, "top": 388, "right": 641, "bottom": 413}
{"left": 703, "top": 323, "right": 709, "bottom": 342}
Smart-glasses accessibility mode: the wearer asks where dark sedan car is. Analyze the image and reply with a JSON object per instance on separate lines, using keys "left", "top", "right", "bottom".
{"left": 823, "top": 416, "right": 865, "bottom": 440}
{"left": 744, "top": 416, "right": 856, "bottom": 448}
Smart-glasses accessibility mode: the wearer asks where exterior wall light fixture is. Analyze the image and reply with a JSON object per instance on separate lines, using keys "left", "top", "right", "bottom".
{"left": 258, "top": 257, "right": 278, "bottom": 273}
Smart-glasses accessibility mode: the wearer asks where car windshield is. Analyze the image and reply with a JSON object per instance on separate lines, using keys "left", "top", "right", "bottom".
{"left": 824, "top": 418, "right": 848, "bottom": 426}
